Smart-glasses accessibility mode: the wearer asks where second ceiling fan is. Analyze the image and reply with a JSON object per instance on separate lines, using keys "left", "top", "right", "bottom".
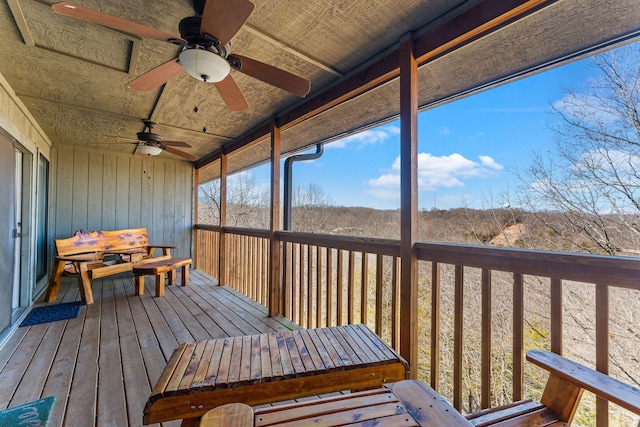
{"left": 52, "top": 0, "right": 311, "bottom": 111}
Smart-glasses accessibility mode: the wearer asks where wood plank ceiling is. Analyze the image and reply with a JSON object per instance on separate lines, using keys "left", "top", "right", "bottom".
{"left": 1, "top": 0, "right": 639, "bottom": 181}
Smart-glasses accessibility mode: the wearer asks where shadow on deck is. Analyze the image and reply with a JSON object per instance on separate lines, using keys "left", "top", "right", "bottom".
{"left": 0, "top": 270, "right": 299, "bottom": 427}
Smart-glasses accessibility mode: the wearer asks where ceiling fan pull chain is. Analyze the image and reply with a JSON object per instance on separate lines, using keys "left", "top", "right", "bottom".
{"left": 202, "top": 76, "right": 208, "bottom": 133}
{"left": 193, "top": 79, "right": 199, "bottom": 113}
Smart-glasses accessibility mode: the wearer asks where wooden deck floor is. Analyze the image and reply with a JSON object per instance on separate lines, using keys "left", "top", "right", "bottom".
{"left": 0, "top": 270, "right": 299, "bottom": 427}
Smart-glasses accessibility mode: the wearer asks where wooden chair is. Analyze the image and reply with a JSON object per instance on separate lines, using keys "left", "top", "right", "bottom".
{"left": 466, "top": 349, "right": 640, "bottom": 426}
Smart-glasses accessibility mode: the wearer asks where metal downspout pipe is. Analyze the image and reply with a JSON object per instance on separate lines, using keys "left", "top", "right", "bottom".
{"left": 283, "top": 144, "right": 324, "bottom": 230}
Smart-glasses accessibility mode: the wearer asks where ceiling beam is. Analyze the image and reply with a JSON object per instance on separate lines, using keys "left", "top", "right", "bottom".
{"left": 194, "top": 0, "right": 556, "bottom": 169}
{"left": 7, "top": 0, "right": 35, "bottom": 46}
{"left": 243, "top": 24, "right": 344, "bottom": 78}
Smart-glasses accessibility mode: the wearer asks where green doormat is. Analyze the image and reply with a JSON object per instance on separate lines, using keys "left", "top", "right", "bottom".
{"left": 0, "top": 396, "right": 55, "bottom": 426}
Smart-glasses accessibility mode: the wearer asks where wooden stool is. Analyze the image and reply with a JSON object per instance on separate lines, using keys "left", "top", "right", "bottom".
{"left": 133, "top": 257, "right": 192, "bottom": 297}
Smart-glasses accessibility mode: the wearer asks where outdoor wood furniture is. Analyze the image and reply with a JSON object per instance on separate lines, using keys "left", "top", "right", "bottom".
{"left": 45, "top": 228, "right": 175, "bottom": 304}
{"left": 198, "top": 380, "right": 472, "bottom": 427}
{"left": 143, "top": 323, "right": 409, "bottom": 425}
{"left": 133, "top": 257, "right": 192, "bottom": 297}
{"left": 465, "top": 350, "right": 640, "bottom": 426}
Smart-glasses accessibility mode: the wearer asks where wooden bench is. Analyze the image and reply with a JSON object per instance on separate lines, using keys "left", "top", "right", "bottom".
{"left": 143, "top": 324, "right": 409, "bottom": 425}
{"left": 45, "top": 228, "right": 175, "bottom": 304}
{"left": 133, "top": 257, "right": 192, "bottom": 297}
{"left": 466, "top": 349, "right": 640, "bottom": 426}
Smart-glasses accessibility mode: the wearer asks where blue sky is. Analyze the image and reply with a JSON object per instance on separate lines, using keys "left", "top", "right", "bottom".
{"left": 240, "top": 56, "right": 596, "bottom": 210}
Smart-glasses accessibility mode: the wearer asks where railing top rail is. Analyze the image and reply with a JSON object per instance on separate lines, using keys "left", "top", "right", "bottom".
{"left": 195, "top": 224, "right": 270, "bottom": 239}
{"left": 276, "top": 230, "right": 401, "bottom": 256}
{"left": 194, "top": 224, "right": 640, "bottom": 290}
{"left": 416, "top": 241, "right": 640, "bottom": 290}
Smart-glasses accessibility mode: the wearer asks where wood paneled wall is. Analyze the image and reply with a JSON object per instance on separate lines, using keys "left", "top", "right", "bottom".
{"left": 52, "top": 145, "right": 193, "bottom": 259}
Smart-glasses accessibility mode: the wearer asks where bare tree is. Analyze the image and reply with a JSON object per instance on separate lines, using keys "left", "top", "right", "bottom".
{"left": 198, "top": 172, "right": 270, "bottom": 228}
{"left": 291, "top": 183, "right": 334, "bottom": 232}
{"left": 198, "top": 178, "right": 221, "bottom": 224}
{"left": 519, "top": 43, "right": 640, "bottom": 255}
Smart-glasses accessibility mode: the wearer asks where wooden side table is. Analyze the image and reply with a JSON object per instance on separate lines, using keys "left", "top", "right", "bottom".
{"left": 132, "top": 257, "right": 192, "bottom": 297}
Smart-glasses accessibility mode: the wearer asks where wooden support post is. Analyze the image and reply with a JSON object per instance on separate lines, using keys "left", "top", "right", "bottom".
{"left": 194, "top": 168, "right": 199, "bottom": 269}
{"left": 269, "top": 117, "right": 282, "bottom": 317}
{"left": 399, "top": 33, "right": 418, "bottom": 379}
{"left": 219, "top": 153, "right": 227, "bottom": 286}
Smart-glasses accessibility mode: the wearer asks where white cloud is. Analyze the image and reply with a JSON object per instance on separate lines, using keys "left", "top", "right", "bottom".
{"left": 479, "top": 155, "right": 504, "bottom": 170}
{"left": 366, "top": 153, "right": 503, "bottom": 200}
{"left": 438, "top": 126, "right": 451, "bottom": 135}
{"left": 552, "top": 93, "right": 618, "bottom": 124}
{"left": 327, "top": 125, "right": 400, "bottom": 149}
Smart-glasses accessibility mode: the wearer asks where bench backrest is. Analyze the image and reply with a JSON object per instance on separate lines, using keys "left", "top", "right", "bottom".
{"left": 55, "top": 228, "right": 150, "bottom": 256}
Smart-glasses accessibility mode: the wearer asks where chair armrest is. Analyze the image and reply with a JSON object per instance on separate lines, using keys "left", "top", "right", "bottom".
{"left": 526, "top": 350, "right": 640, "bottom": 415}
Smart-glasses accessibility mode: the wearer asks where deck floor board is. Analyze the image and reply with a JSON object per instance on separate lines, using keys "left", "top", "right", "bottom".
{"left": 0, "top": 270, "right": 299, "bottom": 426}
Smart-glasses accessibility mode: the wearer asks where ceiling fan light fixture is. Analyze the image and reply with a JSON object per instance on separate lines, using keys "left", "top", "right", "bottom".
{"left": 138, "top": 144, "right": 163, "bottom": 156}
{"left": 179, "top": 48, "right": 230, "bottom": 83}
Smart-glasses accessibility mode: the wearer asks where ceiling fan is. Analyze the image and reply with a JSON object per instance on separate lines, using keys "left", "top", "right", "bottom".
{"left": 51, "top": 0, "right": 311, "bottom": 111}
{"left": 115, "top": 120, "right": 198, "bottom": 161}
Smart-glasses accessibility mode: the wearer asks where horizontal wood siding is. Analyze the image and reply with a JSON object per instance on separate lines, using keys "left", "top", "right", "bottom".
{"left": 53, "top": 145, "right": 193, "bottom": 259}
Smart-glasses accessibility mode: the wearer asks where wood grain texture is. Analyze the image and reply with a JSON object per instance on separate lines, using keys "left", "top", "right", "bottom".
{"left": 144, "top": 324, "right": 408, "bottom": 424}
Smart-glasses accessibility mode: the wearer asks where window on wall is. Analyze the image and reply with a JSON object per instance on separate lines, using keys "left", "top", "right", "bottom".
{"left": 35, "top": 154, "right": 48, "bottom": 282}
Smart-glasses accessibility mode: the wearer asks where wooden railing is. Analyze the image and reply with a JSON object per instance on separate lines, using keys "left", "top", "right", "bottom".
{"left": 194, "top": 225, "right": 640, "bottom": 424}
{"left": 195, "top": 225, "right": 269, "bottom": 306}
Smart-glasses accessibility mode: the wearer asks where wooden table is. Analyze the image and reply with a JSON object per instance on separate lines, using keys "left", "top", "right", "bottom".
{"left": 143, "top": 324, "right": 409, "bottom": 425}
{"left": 199, "top": 380, "right": 471, "bottom": 426}
{"left": 132, "top": 257, "right": 192, "bottom": 297}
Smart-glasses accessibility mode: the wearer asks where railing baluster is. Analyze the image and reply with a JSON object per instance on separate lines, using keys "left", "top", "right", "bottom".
{"left": 299, "top": 244, "right": 306, "bottom": 327}
{"left": 375, "top": 255, "right": 383, "bottom": 337}
{"left": 513, "top": 272, "right": 524, "bottom": 402}
{"left": 316, "top": 246, "right": 322, "bottom": 328}
{"left": 361, "top": 252, "right": 368, "bottom": 326}
{"left": 453, "top": 265, "right": 464, "bottom": 411}
{"left": 326, "top": 248, "right": 333, "bottom": 327}
{"left": 392, "top": 257, "right": 400, "bottom": 351}
{"left": 308, "top": 245, "right": 314, "bottom": 328}
{"left": 292, "top": 243, "right": 298, "bottom": 324}
{"left": 481, "top": 268, "right": 492, "bottom": 409}
{"left": 431, "top": 261, "right": 440, "bottom": 391}
{"left": 550, "top": 278, "right": 562, "bottom": 354}
{"left": 337, "top": 249, "right": 344, "bottom": 326}
{"left": 596, "top": 284, "right": 609, "bottom": 427}
{"left": 348, "top": 251, "right": 355, "bottom": 325}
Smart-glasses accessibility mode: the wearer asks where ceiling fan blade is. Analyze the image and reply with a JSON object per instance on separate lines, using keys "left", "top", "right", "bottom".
{"left": 163, "top": 146, "right": 198, "bottom": 161}
{"left": 126, "top": 58, "right": 184, "bottom": 91}
{"left": 51, "top": 2, "right": 184, "bottom": 44}
{"left": 200, "top": 0, "right": 255, "bottom": 46}
{"left": 214, "top": 75, "right": 249, "bottom": 111}
{"left": 161, "top": 141, "right": 192, "bottom": 148}
{"left": 231, "top": 55, "right": 310, "bottom": 97}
